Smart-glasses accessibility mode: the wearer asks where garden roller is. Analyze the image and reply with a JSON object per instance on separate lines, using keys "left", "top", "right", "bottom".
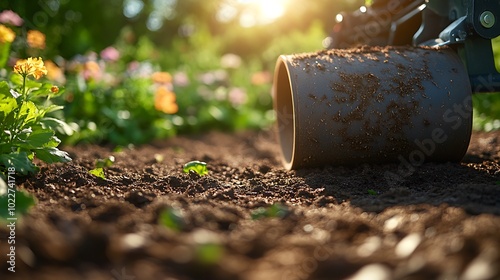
{"left": 273, "top": 0, "right": 500, "bottom": 169}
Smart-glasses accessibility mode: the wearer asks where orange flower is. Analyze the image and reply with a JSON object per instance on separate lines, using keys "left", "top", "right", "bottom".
{"left": 152, "top": 71, "right": 172, "bottom": 84}
{"left": 50, "top": 86, "right": 59, "bottom": 93}
{"left": 83, "top": 61, "right": 101, "bottom": 81}
{"left": 27, "top": 30, "right": 46, "bottom": 49}
{"left": 154, "top": 86, "right": 178, "bottom": 114}
{"left": 251, "top": 71, "right": 272, "bottom": 85}
{"left": 13, "top": 57, "right": 47, "bottom": 79}
{"left": 0, "top": 24, "right": 15, "bottom": 43}
{"left": 44, "top": 60, "right": 65, "bottom": 83}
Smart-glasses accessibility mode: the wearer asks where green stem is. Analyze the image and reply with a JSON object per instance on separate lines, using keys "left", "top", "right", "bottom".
{"left": 22, "top": 74, "right": 27, "bottom": 102}
{"left": 10, "top": 75, "right": 27, "bottom": 142}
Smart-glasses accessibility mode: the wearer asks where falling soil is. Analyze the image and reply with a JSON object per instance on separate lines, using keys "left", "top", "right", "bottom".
{"left": 1, "top": 129, "right": 500, "bottom": 280}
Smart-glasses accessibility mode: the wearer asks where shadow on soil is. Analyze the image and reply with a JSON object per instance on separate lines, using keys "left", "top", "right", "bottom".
{"left": 296, "top": 156, "right": 500, "bottom": 215}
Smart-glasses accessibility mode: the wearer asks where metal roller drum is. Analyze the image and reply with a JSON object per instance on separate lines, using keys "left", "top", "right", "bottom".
{"left": 273, "top": 46, "right": 472, "bottom": 170}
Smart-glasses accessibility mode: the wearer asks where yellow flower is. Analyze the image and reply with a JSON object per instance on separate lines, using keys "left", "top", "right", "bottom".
{"left": 14, "top": 57, "right": 48, "bottom": 79}
{"left": 0, "top": 24, "right": 15, "bottom": 43}
{"left": 154, "top": 86, "right": 178, "bottom": 114}
{"left": 152, "top": 71, "right": 172, "bottom": 84}
{"left": 27, "top": 30, "right": 46, "bottom": 49}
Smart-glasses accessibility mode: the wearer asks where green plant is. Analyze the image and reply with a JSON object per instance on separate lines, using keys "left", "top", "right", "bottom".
{"left": 196, "top": 243, "right": 224, "bottom": 265}
{"left": 89, "top": 155, "right": 115, "bottom": 180}
{"left": 0, "top": 57, "right": 71, "bottom": 176}
{"left": 0, "top": 175, "right": 36, "bottom": 221}
{"left": 0, "top": 189, "right": 36, "bottom": 220}
{"left": 96, "top": 155, "right": 115, "bottom": 168}
{"left": 89, "top": 167, "right": 105, "bottom": 179}
{"left": 60, "top": 64, "right": 180, "bottom": 146}
{"left": 183, "top": 160, "right": 209, "bottom": 176}
{"left": 367, "top": 189, "right": 377, "bottom": 195}
{"left": 158, "top": 207, "right": 185, "bottom": 232}
{"left": 251, "top": 203, "right": 290, "bottom": 220}
{"left": 473, "top": 37, "right": 500, "bottom": 131}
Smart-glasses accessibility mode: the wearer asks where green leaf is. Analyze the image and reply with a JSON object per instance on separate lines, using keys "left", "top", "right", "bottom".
{"left": 34, "top": 147, "right": 72, "bottom": 163}
{"left": 0, "top": 42, "right": 10, "bottom": 69}
{"left": 0, "top": 81, "right": 10, "bottom": 95}
{"left": 89, "top": 167, "right": 105, "bottom": 179}
{"left": 10, "top": 74, "right": 41, "bottom": 89}
{"left": 0, "top": 152, "right": 37, "bottom": 175}
{"left": 9, "top": 73, "right": 24, "bottom": 87}
{"left": 41, "top": 104, "right": 64, "bottom": 114}
{"left": 26, "top": 129, "right": 54, "bottom": 148}
{"left": 158, "top": 207, "right": 184, "bottom": 232}
{"left": 29, "top": 83, "right": 53, "bottom": 98}
{"left": 41, "top": 117, "right": 74, "bottom": 136}
{"left": 0, "top": 143, "right": 12, "bottom": 154}
{"left": 39, "top": 135, "right": 61, "bottom": 148}
{"left": 16, "top": 190, "right": 37, "bottom": 214}
{"left": 95, "top": 156, "right": 115, "bottom": 168}
{"left": 183, "top": 160, "right": 208, "bottom": 176}
{"left": 14, "top": 127, "right": 33, "bottom": 144}
{"left": 0, "top": 190, "right": 37, "bottom": 220}
{"left": 251, "top": 203, "right": 290, "bottom": 220}
{"left": 0, "top": 93, "right": 17, "bottom": 117}
{"left": 367, "top": 189, "right": 378, "bottom": 195}
{"left": 196, "top": 243, "right": 224, "bottom": 265}
{"left": 18, "top": 101, "right": 40, "bottom": 126}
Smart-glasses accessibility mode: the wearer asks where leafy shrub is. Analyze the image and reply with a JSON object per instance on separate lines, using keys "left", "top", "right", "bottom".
{"left": 0, "top": 57, "right": 71, "bottom": 177}
{"left": 53, "top": 31, "right": 277, "bottom": 146}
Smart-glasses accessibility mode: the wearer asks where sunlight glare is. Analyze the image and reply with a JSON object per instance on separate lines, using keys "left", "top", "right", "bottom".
{"left": 335, "top": 13, "right": 343, "bottom": 23}
{"left": 237, "top": 0, "right": 289, "bottom": 27}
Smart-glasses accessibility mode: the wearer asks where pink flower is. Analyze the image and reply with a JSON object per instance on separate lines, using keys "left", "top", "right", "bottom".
{"left": 173, "top": 71, "right": 189, "bottom": 87}
{"left": 197, "top": 70, "right": 228, "bottom": 85}
{"left": 220, "top": 53, "right": 242, "bottom": 69}
{"left": 228, "top": 87, "right": 247, "bottom": 106}
{"left": 0, "top": 10, "right": 23, "bottom": 26}
{"left": 126, "top": 61, "right": 154, "bottom": 78}
{"left": 100, "top": 46, "right": 120, "bottom": 62}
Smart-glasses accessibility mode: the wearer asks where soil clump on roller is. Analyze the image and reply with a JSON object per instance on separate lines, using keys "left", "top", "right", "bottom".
{"left": 1, "top": 129, "right": 500, "bottom": 280}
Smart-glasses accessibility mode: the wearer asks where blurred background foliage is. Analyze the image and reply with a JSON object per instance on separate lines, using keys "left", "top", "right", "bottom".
{"left": 1, "top": 0, "right": 499, "bottom": 147}
{"left": 473, "top": 36, "right": 500, "bottom": 132}
{"left": 1, "top": 0, "right": 358, "bottom": 62}
{"left": 1, "top": 0, "right": 362, "bottom": 146}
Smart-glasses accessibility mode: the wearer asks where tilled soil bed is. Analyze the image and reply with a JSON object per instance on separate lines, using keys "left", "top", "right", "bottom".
{"left": 1, "top": 129, "right": 500, "bottom": 280}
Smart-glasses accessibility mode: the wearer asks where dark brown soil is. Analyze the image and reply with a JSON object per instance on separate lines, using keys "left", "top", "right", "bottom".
{"left": 1, "top": 129, "right": 500, "bottom": 280}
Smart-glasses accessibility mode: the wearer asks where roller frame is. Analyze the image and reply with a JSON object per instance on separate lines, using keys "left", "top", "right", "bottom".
{"left": 328, "top": 0, "right": 500, "bottom": 92}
